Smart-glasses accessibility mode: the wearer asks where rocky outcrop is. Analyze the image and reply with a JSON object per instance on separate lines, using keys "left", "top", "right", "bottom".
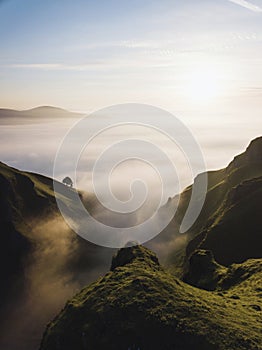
{"left": 40, "top": 245, "right": 262, "bottom": 350}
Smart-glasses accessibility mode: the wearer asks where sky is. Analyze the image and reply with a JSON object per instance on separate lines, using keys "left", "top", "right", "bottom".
{"left": 0, "top": 0, "right": 261, "bottom": 187}
{"left": 0, "top": 0, "right": 262, "bottom": 112}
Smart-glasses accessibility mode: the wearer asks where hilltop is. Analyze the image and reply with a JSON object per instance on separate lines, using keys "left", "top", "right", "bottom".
{"left": 0, "top": 106, "right": 83, "bottom": 124}
{"left": 40, "top": 245, "right": 262, "bottom": 350}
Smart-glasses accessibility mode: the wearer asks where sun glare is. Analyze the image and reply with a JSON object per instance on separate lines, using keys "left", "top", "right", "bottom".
{"left": 183, "top": 66, "right": 222, "bottom": 104}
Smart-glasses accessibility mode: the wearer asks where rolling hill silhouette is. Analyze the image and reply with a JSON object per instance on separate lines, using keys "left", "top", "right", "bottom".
{"left": 0, "top": 106, "right": 83, "bottom": 124}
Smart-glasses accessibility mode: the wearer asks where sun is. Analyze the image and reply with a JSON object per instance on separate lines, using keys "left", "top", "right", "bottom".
{"left": 183, "top": 66, "right": 222, "bottom": 104}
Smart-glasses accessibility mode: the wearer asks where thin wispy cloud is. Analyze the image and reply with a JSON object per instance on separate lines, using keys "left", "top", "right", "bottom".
{"left": 4, "top": 57, "right": 182, "bottom": 71}
{"left": 228, "top": 0, "right": 262, "bottom": 12}
{"left": 8, "top": 63, "right": 107, "bottom": 71}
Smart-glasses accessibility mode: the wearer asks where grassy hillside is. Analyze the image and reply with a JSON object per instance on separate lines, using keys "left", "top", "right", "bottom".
{"left": 0, "top": 161, "right": 113, "bottom": 350}
{"left": 0, "top": 162, "right": 56, "bottom": 298}
{"left": 40, "top": 245, "right": 262, "bottom": 350}
{"left": 192, "top": 176, "right": 262, "bottom": 265}
{"left": 156, "top": 137, "right": 262, "bottom": 272}
{"left": 0, "top": 160, "right": 115, "bottom": 295}
{"left": 1, "top": 136, "right": 262, "bottom": 349}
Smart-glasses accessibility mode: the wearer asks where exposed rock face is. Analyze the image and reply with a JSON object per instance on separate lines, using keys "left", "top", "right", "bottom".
{"left": 40, "top": 245, "right": 262, "bottom": 350}
{"left": 183, "top": 250, "right": 226, "bottom": 291}
{"left": 227, "top": 136, "right": 262, "bottom": 172}
{"left": 111, "top": 245, "right": 160, "bottom": 271}
{"left": 226, "top": 176, "right": 262, "bottom": 205}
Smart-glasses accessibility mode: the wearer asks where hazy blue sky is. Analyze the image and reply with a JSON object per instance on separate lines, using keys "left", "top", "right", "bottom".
{"left": 0, "top": 0, "right": 262, "bottom": 113}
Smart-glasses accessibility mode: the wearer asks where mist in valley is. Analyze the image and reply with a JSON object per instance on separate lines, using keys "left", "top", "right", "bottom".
{"left": 1, "top": 111, "right": 260, "bottom": 192}
{"left": 0, "top": 110, "right": 261, "bottom": 349}
{"left": 0, "top": 213, "right": 115, "bottom": 350}
{"left": 0, "top": 188, "right": 183, "bottom": 350}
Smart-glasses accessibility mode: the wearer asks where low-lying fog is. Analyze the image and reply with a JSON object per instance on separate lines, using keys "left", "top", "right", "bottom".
{"left": 1, "top": 111, "right": 260, "bottom": 199}
{"left": 0, "top": 109, "right": 261, "bottom": 350}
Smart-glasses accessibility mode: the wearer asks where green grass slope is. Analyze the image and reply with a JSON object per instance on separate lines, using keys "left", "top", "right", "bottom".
{"left": 0, "top": 161, "right": 57, "bottom": 299}
{"left": 40, "top": 245, "right": 262, "bottom": 350}
{"left": 157, "top": 137, "right": 262, "bottom": 271}
{"left": 0, "top": 160, "right": 78, "bottom": 276}
{"left": 0, "top": 160, "right": 114, "bottom": 289}
{"left": 193, "top": 176, "right": 262, "bottom": 265}
{"left": 0, "top": 162, "right": 114, "bottom": 350}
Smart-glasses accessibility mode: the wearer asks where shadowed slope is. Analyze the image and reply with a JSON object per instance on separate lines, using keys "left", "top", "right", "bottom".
{"left": 157, "top": 137, "right": 262, "bottom": 271}
{"left": 0, "top": 162, "right": 113, "bottom": 350}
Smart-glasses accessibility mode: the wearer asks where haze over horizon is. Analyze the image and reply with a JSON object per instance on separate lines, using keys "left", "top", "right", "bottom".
{"left": 0, "top": 105, "right": 260, "bottom": 203}
{"left": 0, "top": 0, "right": 261, "bottom": 199}
{"left": 0, "top": 0, "right": 262, "bottom": 110}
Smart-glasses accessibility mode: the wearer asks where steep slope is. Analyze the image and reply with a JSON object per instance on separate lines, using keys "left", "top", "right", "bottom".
{"left": 191, "top": 176, "right": 262, "bottom": 265}
{"left": 40, "top": 245, "right": 262, "bottom": 350}
{"left": 0, "top": 161, "right": 56, "bottom": 300}
{"left": 0, "top": 161, "right": 111, "bottom": 281}
{"left": 0, "top": 162, "right": 113, "bottom": 350}
{"left": 157, "top": 137, "right": 262, "bottom": 271}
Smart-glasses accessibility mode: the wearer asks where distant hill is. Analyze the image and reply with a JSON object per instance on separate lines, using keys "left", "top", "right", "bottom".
{"left": 39, "top": 245, "right": 262, "bottom": 350}
{"left": 151, "top": 136, "right": 262, "bottom": 272}
{"left": 0, "top": 106, "right": 83, "bottom": 124}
